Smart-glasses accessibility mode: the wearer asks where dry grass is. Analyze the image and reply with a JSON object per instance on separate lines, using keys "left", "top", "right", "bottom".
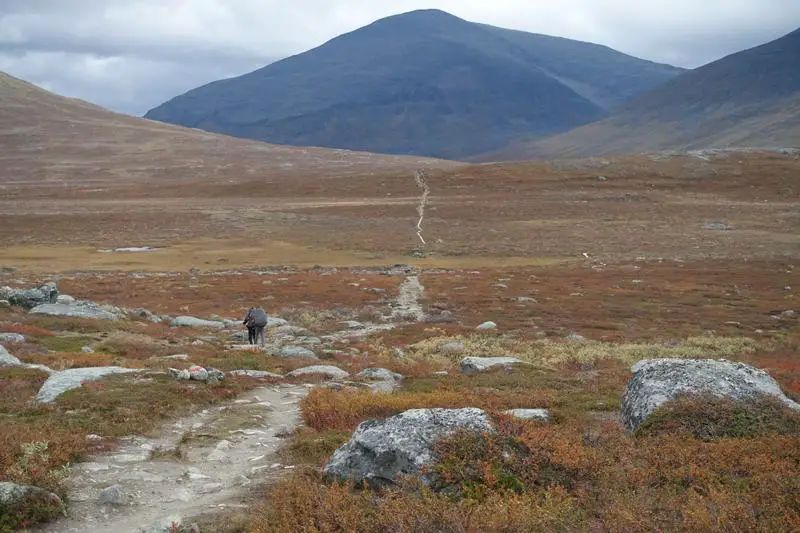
{"left": 2, "top": 150, "right": 798, "bottom": 269}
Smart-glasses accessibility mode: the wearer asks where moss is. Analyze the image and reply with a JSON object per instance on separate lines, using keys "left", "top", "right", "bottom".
{"left": 636, "top": 394, "right": 800, "bottom": 440}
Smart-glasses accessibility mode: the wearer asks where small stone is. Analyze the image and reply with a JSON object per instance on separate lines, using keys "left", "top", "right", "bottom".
{"left": 207, "top": 440, "right": 233, "bottom": 461}
{"left": 97, "top": 484, "right": 128, "bottom": 506}
{"left": 278, "top": 346, "right": 318, "bottom": 359}
{"left": 476, "top": 321, "right": 497, "bottom": 330}
{"left": 504, "top": 408, "right": 550, "bottom": 421}
{"left": 460, "top": 356, "right": 522, "bottom": 374}
{"left": 356, "top": 368, "right": 403, "bottom": 381}
{"left": 566, "top": 333, "right": 587, "bottom": 342}
{"left": 432, "top": 371, "right": 449, "bottom": 377}
{"left": 81, "top": 345, "right": 94, "bottom": 353}
{"left": 0, "top": 332, "right": 26, "bottom": 344}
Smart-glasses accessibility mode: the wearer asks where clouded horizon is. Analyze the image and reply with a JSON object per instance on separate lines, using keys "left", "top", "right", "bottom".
{"left": 1, "top": 1, "right": 798, "bottom": 116}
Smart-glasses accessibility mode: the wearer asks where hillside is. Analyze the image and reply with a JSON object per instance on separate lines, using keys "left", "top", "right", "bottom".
{"left": 0, "top": 71, "right": 455, "bottom": 190}
{"left": 143, "top": 9, "right": 682, "bottom": 159}
{"left": 482, "top": 27, "right": 800, "bottom": 161}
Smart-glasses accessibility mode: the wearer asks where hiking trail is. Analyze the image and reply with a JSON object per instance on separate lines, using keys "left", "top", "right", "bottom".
{"left": 33, "top": 383, "right": 310, "bottom": 533}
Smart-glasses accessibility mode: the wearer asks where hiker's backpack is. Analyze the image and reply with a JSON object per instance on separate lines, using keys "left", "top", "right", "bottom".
{"left": 251, "top": 308, "right": 268, "bottom": 327}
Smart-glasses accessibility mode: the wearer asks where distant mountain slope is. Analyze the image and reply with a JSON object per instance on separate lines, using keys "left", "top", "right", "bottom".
{"left": 0, "top": 71, "right": 455, "bottom": 188}
{"left": 144, "top": 9, "right": 682, "bottom": 159}
{"left": 481, "top": 27, "right": 800, "bottom": 161}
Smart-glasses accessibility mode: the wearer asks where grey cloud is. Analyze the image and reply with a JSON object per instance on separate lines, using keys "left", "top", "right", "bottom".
{"left": 1, "top": 1, "right": 798, "bottom": 115}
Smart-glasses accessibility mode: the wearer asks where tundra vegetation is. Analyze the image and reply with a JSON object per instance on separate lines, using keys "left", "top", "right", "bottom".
{"left": 0, "top": 259, "right": 798, "bottom": 532}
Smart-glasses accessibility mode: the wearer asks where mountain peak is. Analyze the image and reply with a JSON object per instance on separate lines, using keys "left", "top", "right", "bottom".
{"left": 144, "top": 11, "right": 683, "bottom": 159}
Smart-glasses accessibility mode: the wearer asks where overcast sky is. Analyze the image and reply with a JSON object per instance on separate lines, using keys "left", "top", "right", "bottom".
{"left": 1, "top": 0, "right": 799, "bottom": 116}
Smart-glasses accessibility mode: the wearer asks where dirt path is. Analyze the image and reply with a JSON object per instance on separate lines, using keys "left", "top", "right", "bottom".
{"left": 391, "top": 274, "right": 426, "bottom": 322}
{"left": 33, "top": 383, "right": 311, "bottom": 533}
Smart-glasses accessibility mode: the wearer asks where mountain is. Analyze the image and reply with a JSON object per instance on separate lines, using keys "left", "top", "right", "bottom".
{"left": 482, "top": 27, "right": 800, "bottom": 161}
{"left": 0, "top": 71, "right": 454, "bottom": 188}
{"left": 144, "top": 9, "right": 683, "bottom": 159}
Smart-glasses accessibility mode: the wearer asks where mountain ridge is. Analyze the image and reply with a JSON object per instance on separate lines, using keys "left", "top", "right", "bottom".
{"left": 480, "top": 26, "right": 800, "bottom": 161}
{"left": 144, "top": 9, "right": 683, "bottom": 159}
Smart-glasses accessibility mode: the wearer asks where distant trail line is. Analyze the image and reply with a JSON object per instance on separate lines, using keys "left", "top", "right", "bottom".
{"left": 414, "top": 170, "right": 429, "bottom": 245}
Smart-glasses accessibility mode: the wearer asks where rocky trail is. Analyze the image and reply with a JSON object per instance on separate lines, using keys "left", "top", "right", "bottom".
{"left": 5, "top": 272, "right": 430, "bottom": 532}
{"left": 32, "top": 383, "right": 311, "bottom": 533}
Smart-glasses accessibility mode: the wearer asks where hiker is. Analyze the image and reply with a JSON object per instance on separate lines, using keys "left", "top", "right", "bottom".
{"left": 243, "top": 307, "right": 257, "bottom": 345}
{"left": 243, "top": 306, "right": 268, "bottom": 346}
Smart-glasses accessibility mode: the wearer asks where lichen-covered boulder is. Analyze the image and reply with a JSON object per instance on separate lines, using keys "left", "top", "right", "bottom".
{"left": 323, "top": 408, "right": 492, "bottom": 486}
{"left": 621, "top": 358, "right": 800, "bottom": 431}
{"left": 287, "top": 365, "right": 350, "bottom": 380}
{"left": 37, "top": 367, "right": 141, "bottom": 403}
{"left": 3, "top": 282, "right": 59, "bottom": 310}
{"left": 0, "top": 481, "right": 63, "bottom": 522}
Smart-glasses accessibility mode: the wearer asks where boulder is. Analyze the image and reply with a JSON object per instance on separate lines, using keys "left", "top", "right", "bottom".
{"left": 621, "top": 358, "right": 800, "bottom": 431}
{"left": 460, "top": 356, "right": 522, "bottom": 374}
{"left": 288, "top": 365, "right": 350, "bottom": 380}
{"left": 37, "top": 367, "right": 141, "bottom": 403}
{"left": 188, "top": 366, "right": 209, "bottom": 381}
{"left": 29, "top": 302, "right": 121, "bottom": 321}
{"left": 169, "top": 316, "right": 224, "bottom": 329}
{"left": 324, "top": 408, "right": 493, "bottom": 485}
{"left": 278, "top": 346, "right": 318, "bottom": 359}
{"left": 0, "top": 481, "right": 63, "bottom": 516}
{"left": 5, "top": 282, "right": 59, "bottom": 310}
{"left": 0, "top": 332, "right": 26, "bottom": 344}
{"left": 356, "top": 368, "right": 403, "bottom": 381}
{"left": 476, "top": 321, "right": 497, "bottom": 330}
{"left": 56, "top": 294, "right": 76, "bottom": 304}
{"left": 505, "top": 408, "right": 550, "bottom": 421}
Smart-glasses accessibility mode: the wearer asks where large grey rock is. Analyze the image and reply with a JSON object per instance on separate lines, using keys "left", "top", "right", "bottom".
{"left": 56, "top": 294, "right": 76, "bottom": 304}
{"left": 621, "top": 358, "right": 800, "bottom": 431}
{"left": 288, "top": 365, "right": 350, "bottom": 380}
{"left": 0, "top": 481, "right": 63, "bottom": 513}
{"left": 0, "top": 332, "right": 26, "bottom": 344}
{"left": 4, "top": 282, "right": 59, "bottom": 310}
{"left": 37, "top": 367, "right": 141, "bottom": 403}
{"left": 169, "top": 316, "right": 224, "bottom": 328}
{"left": 29, "top": 302, "right": 121, "bottom": 321}
{"left": 278, "top": 346, "right": 318, "bottom": 359}
{"left": 460, "top": 356, "right": 522, "bottom": 374}
{"left": 324, "top": 408, "right": 492, "bottom": 485}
